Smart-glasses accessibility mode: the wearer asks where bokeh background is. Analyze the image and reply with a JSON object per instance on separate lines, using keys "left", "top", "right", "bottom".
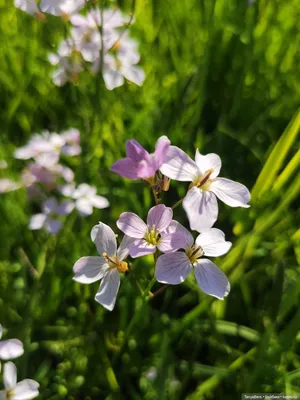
{"left": 1, "top": 0, "right": 300, "bottom": 398}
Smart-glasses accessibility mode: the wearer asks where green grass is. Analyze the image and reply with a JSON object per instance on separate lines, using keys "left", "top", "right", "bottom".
{"left": 0, "top": 0, "right": 300, "bottom": 398}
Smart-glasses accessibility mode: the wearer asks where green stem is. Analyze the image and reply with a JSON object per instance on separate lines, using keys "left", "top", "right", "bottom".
{"left": 172, "top": 198, "right": 183, "bottom": 210}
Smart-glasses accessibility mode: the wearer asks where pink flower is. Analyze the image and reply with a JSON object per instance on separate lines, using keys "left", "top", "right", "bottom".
{"left": 160, "top": 147, "right": 251, "bottom": 231}
{"left": 29, "top": 197, "right": 74, "bottom": 234}
{"left": 111, "top": 136, "right": 170, "bottom": 180}
{"left": 73, "top": 223, "right": 132, "bottom": 311}
{"left": 155, "top": 227, "right": 231, "bottom": 299}
{"left": 116, "top": 205, "right": 183, "bottom": 257}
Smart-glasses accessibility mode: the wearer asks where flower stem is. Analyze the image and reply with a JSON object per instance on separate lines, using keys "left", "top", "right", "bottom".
{"left": 152, "top": 186, "right": 160, "bottom": 205}
{"left": 172, "top": 198, "right": 183, "bottom": 210}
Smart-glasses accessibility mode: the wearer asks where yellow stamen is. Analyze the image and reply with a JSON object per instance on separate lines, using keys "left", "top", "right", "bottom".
{"left": 186, "top": 245, "right": 204, "bottom": 264}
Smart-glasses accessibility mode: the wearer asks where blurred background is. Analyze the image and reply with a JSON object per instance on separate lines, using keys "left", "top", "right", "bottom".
{"left": 0, "top": 0, "right": 300, "bottom": 398}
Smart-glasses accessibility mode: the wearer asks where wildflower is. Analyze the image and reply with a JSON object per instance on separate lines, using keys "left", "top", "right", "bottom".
{"left": 155, "top": 227, "right": 231, "bottom": 299}
{"left": 111, "top": 136, "right": 170, "bottom": 180}
{"left": 160, "top": 147, "right": 251, "bottom": 231}
{"left": 117, "top": 204, "right": 183, "bottom": 257}
{"left": 40, "top": 0, "right": 85, "bottom": 17}
{"left": 29, "top": 197, "right": 74, "bottom": 234}
{"left": 0, "top": 326, "right": 24, "bottom": 361}
{"left": 73, "top": 223, "right": 132, "bottom": 311}
{"left": 0, "top": 362, "right": 39, "bottom": 399}
{"left": 69, "top": 183, "right": 109, "bottom": 216}
{"left": 0, "top": 179, "right": 21, "bottom": 193}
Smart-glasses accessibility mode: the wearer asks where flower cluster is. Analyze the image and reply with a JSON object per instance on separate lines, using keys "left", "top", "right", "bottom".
{"left": 15, "top": 1, "right": 145, "bottom": 90}
{"left": 0, "top": 325, "right": 39, "bottom": 399}
{"left": 1, "top": 129, "right": 109, "bottom": 234}
{"left": 73, "top": 137, "right": 250, "bottom": 311}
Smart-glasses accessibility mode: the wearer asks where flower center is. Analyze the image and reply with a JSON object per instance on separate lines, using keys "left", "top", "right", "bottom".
{"left": 102, "top": 252, "right": 128, "bottom": 273}
{"left": 185, "top": 244, "right": 204, "bottom": 264}
{"left": 144, "top": 225, "right": 161, "bottom": 246}
{"left": 7, "top": 389, "right": 15, "bottom": 399}
{"left": 190, "top": 168, "right": 214, "bottom": 191}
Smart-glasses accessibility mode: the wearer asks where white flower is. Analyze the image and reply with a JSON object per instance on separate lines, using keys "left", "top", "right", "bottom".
{"left": 0, "top": 179, "right": 21, "bottom": 194}
{"left": 160, "top": 147, "right": 251, "bottom": 231}
{"left": 40, "top": 0, "right": 84, "bottom": 16}
{"left": 73, "top": 223, "right": 132, "bottom": 311}
{"left": 14, "top": 0, "right": 40, "bottom": 15}
{"left": 155, "top": 227, "right": 231, "bottom": 300}
{"left": 71, "top": 184, "right": 109, "bottom": 216}
{"left": 0, "top": 327, "right": 23, "bottom": 362}
{"left": 0, "top": 362, "right": 39, "bottom": 400}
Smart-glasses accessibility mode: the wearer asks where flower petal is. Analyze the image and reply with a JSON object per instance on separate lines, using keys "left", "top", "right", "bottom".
{"left": 117, "top": 212, "right": 147, "bottom": 239}
{"left": 194, "top": 259, "right": 230, "bottom": 299}
{"left": 147, "top": 205, "right": 173, "bottom": 232}
{"left": 12, "top": 379, "right": 40, "bottom": 400}
{"left": 125, "top": 140, "right": 149, "bottom": 162}
{"left": 28, "top": 214, "right": 47, "bottom": 230}
{"left": 195, "top": 228, "right": 232, "bottom": 257}
{"left": 73, "top": 256, "right": 108, "bottom": 284}
{"left": 155, "top": 252, "right": 192, "bottom": 284}
{"left": 158, "top": 232, "right": 185, "bottom": 253}
{"left": 160, "top": 146, "right": 199, "bottom": 182}
{"left": 0, "top": 340, "right": 24, "bottom": 361}
{"left": 183, "top": 187, "right": 218, "bottom": 232}
{"left": 91, "top": 195, "right": 109, "bottom": 209}
{"left": 153, "top": 136, "right": 170, "bottom": 168}
{"left": 117, "top": 235, "right": 135, "bottom": 261}
{"left": 122, "top": 65, "right": 145, "bottom": 86}
{"left": 110, "top": 158, "right": 140, "bottom": 180}
{"left": 45, "top": 219, "right": 62, "bottom": 234}
{"left": 165, "top": 220, "right": 194, "bottom": 248}
{"left": 103, "top": 69, "right": 124, "bottom": 90}
{"left": 95, "top": 269, "right": 120, "bottom": 311}
{"left": 129, "top": 239, "right": 156, "bottom": 258}
{"left": 210, "top": 178, "right": 251, "bottom": 208}
{"left": 91, "top": 223, "right": 117, "bottom": 256}
{"left": 76, "top": 198, "right": 93, "bottom": 216}
{"left": 4, "top": 362, "right": 17, "bottom": 389}
{"left": 195, "top": 150, "right": 221, "bottom": 178}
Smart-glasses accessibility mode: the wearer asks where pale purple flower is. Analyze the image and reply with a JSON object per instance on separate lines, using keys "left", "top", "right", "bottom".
{"left": 160, "top": 147, "right": 251, "bottom": 231}
{"left": 29, "top": 197, "right": 74, "bottom": 234}
{"left": 155, "top": 227, "right": 231, "bottom": 299}
{"left": 117, "top": 205, "right": 183, "bottom": 258}
{"left": 40, "top": 0, "right": 85, "bottom": 16}
{"left": 0, "top": 179, "right": 21, "bottom": 193}
{"left": 0, "top": 362, "right": 39, "bottom": 400}
{"left": 0, "top": 327, "right": 24, "bottom": 362}
{"left": 70, "top": 183, "right": 109, "bottom": 216}
{"left": 14, "top": 0, "right": 40, "bottom": 15}
{"left": 73, "top": 223, "right": 132, "bottom": 311}
{"left": 111, "top": 136, "right": 170, "bottom": 180}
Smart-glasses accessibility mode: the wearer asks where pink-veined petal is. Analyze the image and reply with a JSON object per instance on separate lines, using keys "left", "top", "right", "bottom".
{"left": 183, "top": 187, "right": 218, "bottom": 232}
{"left": 155, "top": 252, "right": 192, "bottom": 284}
{"left": 210, "top": 178, "right": 251, "bottom": 208}
{"left": 129, "top": 239, "right": 156, "bottom": 258}
{"left": 91, "top": 223, "right": 117, "bottom": 257}
{"left": 195, "top": 150, "right": 221, "bottom": 178}
{"left": 147, "top": 205, "right": 173, "bottom": 232}
{"left": 160, "top": 146, "right": 199, "bottom": 182}
{"left": 195, "top": 228, "right": 232, "bottom": 257}
{"left": 3, "top": 362, "right": 17, "bottom": 389}
{"left": 117, "top": 235, "right": 135, "bottom": 261}
{"left": 73, "top": 256, "right": 108, "bottom": 284}
{"left": 125, "top": 139, "right": 149, "bottom": 162}
{"left": 165, "top": 220, "right": 194, "bottom": 249}
{"left": 157, "top": 231, "right": 185, "bottom": 253}
{"left": 12, "top": 379, "right": 40, "bottom": 400}
{"left": 0, "top": 340, "right": 24, "bottom": 361}
{"left": 194, "top": 259, "right": 230, "bottom": 300}
{"left": 117, "top": 212, "right": 147, "bottom": 239}
{"left": 153, "top": 136, "right": 171, "bottom": 168}
{"left": 110, "top": 158, "right": 140, "bottom": 180}
{"left": 95, "top": 269, "right": 120, "bottom": 311}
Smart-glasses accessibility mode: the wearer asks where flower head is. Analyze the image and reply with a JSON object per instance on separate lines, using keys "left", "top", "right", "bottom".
{"left": 155, "top": 227, "right": 231, "bottom": 299}
{"left": 73, "top": 223, "right": 132, "bottom": 311}
{"left": 117, "top": 204, "right": 183, "bottom": 257}
{"left": 160, "top": 146, "right": 251, "bottom": 231}
{"left": 29, "top": 197, "right": 74, "bottom": 234}
{"left": 111, "top": 136, "right": 170, "bottom": 180}
{"left": 0, "top": 362, "right": 39, "bottom": 400}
